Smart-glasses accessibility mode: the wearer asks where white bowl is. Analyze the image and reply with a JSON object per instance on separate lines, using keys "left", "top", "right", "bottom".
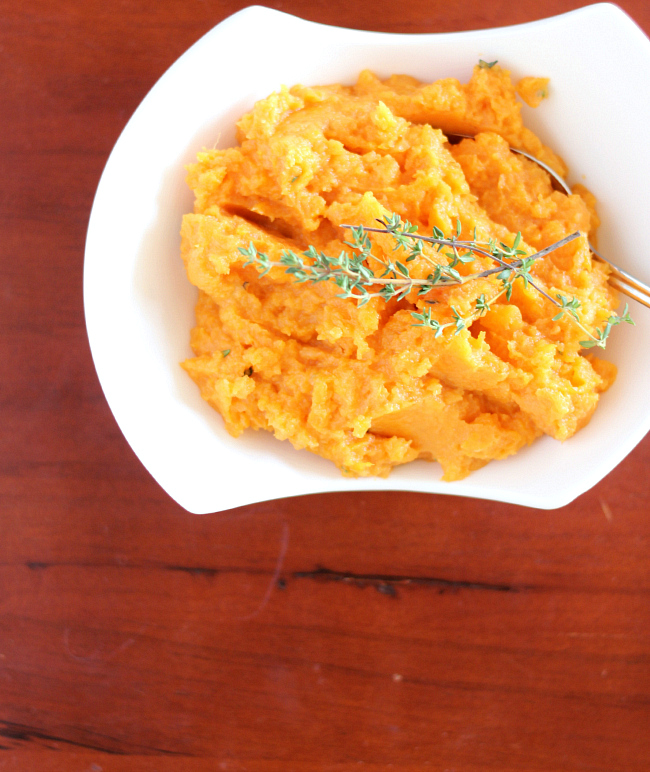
{"left": 84, "top": 3, "right": 650, "bottom": 514}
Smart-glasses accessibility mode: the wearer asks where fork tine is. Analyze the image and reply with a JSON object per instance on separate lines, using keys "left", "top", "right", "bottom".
{"left": 591, "top": 246, "right": 650, "bottom": 298}
{"left": 607, "top": 276, "right": 650, "bottom": 310}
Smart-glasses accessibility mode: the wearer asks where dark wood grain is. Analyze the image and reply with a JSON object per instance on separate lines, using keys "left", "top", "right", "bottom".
{"left": 1, "top": 1, "right": 649, "bottom": 769}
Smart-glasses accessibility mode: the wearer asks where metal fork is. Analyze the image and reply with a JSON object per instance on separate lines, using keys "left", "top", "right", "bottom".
{"left": 448, "top": 134, "right": 650, "bottom": 309}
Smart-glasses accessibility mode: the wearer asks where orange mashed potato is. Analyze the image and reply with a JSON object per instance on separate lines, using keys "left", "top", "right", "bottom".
{"left": 180, "top": 64, "right": 617, "bottom": 481}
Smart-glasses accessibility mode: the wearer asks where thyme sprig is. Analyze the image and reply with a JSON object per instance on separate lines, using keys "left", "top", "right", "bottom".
{"left": 238, "top": 214, "right": 633, "bottom": 349}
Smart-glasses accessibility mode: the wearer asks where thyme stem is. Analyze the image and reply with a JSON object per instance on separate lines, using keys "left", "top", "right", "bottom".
{"left": 238, "top": 215, "right": 632, "bottom": 349}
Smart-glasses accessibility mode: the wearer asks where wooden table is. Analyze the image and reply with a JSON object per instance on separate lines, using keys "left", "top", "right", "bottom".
{"left": 2, "top": 1, "right": 649, "bottom": 769}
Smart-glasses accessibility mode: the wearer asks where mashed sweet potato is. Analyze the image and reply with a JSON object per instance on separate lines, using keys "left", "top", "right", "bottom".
{"left": 180, "top": 64, "right": 618, "bottom": 481}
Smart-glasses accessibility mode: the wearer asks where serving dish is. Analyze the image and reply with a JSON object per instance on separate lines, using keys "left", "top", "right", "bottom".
{"left": 84, "top": 3, "right": 650, "bottom": 513}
